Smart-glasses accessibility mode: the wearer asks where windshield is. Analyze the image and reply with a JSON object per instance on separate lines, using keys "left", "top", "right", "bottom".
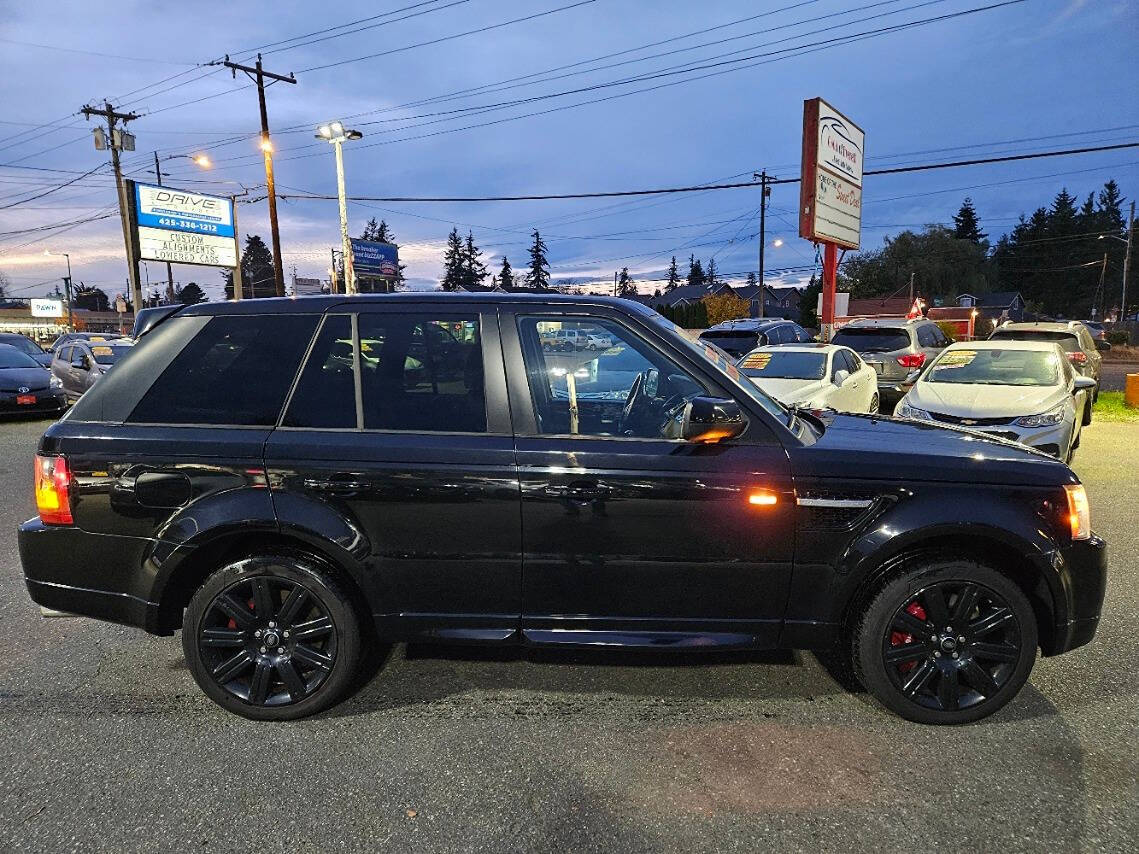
{"left": 990, "top": 329, "right": 1079, "bottom": 351}
{"left": 0, "top": 347, "right": 41, "bottom": 369}
{"left": 739, "top": 350, "right": 826, "bottom": 380}
{"left": 925, "top": 347, "right": 1062, "bottom": 386}
{"left": 832, "top": 327, "right": 910, "bottom": 353}
{"left": 644, "top": 313, "right": 788, "bottom": 420}
{"left": 698, "top": 330, "right": 760, "bottom": 357}
{"left": 2, "top": 336, "right": 43, "bottom": 356}
{"left": 90, "top": 344, "right": 132, "bottom": 365}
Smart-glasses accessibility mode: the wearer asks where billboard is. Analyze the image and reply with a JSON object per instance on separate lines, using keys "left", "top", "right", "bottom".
{"left": 30, "top": 298, "right": 63, "bottom": 318}
{"left": 293, "top": 276, "right": 327, "bottom": 296}
{"left": 131, "top": 181, "right": 238, "bottom": 268}
{"left": 350, "top": 239, "right": 399, "bottom": 277}
{"left": 799, "top": 98, "right": 864, "bottom": 250}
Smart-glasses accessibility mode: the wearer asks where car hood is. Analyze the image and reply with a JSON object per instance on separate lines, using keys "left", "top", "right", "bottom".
{"left": 0, "top": 366, "right": 51, "bottom": 392}
{"left": 752, "top": 377, "right": 828, "bottom": 404}
{"left": 791, "top": 412, "right": 1071, "bottom": 486}
{"left": 907, "top": 382, "right": 1063, "bottom": 417}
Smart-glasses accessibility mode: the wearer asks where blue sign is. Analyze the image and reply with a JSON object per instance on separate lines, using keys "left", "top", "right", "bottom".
{"left": 350, "top": 239, "right": 399, "bottom": 277}
{"left": 134, "top": 182, "right": 234, "bottom": 239}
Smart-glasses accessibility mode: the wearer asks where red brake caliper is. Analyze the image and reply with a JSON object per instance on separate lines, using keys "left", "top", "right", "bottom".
{"left": 890, "top": 602, "right": 927, "bottom": 673}
{"left": 226, "top": 598, "right": 256, "bottom": 631}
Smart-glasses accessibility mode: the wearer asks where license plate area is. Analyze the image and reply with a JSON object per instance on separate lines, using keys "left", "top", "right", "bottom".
{"left": 16, "top": 394, "right": 36, "bottom": 405}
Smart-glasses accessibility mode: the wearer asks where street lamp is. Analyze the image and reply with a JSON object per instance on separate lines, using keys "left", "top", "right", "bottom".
{"left": 151, "top": 151, "right": 213, "bottom": 298}
{"left": 316, "top": 120, "right": 364, "bottom": 295}
{"left": 772, "top": 238, "right": 784, "bottom": 248}
{"left": 42, "top": 249, "right": 74, "bottom": 331}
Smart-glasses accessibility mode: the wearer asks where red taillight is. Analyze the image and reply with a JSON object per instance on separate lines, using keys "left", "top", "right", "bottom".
{"left": 35, "top": 454, "right": 73, "bottom": 525}
{"left": 896, "top": 352, "right": 926, "bottom": 369}
{"left": 1067, "top": 351, "right": 1087, "bottom": 364}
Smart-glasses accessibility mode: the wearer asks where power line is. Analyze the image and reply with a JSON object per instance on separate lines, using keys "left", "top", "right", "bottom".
{"left": 0, "top": 163, "right": 109, "bottom": 209}
{"left": 273, "top": 141, "right": 1138, "bottom": 204}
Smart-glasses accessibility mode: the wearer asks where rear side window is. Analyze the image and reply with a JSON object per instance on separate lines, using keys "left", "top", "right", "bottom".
{"left": 831, "top": 327, "right": 910, "bottom": 353}
{"left": 358, "top": 314, "right": 485, "bottom": 433}
{"left": 990, "top": 329, "right": 1080, "bottom": 352}
{"left": 128, "top": 314, "right": 319, "bottom": 425}
{"left": 917, "top": 325, "right": 938, "bottom": 347}
{"left": 283, "top": 315, "right": 356, "bottom": 429}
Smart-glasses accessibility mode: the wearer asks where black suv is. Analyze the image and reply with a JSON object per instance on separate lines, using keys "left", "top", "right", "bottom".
{"left": 698, "top": 318, "right": 813, "bottom": 358}
{"left": 19, "top": 295, "right": 1106, "bottom": 724}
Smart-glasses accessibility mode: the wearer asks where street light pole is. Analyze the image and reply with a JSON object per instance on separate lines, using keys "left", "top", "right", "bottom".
{"left": 317, "top": 121, "right": 363, "bottom": 295}
{"left": 1124, "top": 200, "right": 1134, "bottom": 320}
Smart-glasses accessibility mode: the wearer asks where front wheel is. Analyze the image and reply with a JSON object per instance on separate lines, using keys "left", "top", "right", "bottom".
{"left": 852, "top": 559, "right": 1037, "bottom": 724}
{"left": 183, "top": 553, "right": 361, "bottom": 720}
{"left": 869, "top": 393, "right": 880, "bottom": 414}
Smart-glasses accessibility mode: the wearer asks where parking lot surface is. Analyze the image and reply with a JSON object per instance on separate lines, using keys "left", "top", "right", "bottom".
{"left": 1, "top": 414, "right": 1136, "bottom": 852}
{"left": 1100, "top": 360, "right": 1138, "bottom": 392}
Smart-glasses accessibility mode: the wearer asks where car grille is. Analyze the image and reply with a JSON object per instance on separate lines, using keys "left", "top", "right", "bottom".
{"left": 929, "top": 411, "right": 1014, "bottom": 427}
{"left": 980, "top": 431, "right": 1020, "bottom": 442}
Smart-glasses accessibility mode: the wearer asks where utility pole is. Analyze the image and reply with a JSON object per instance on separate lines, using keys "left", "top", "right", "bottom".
{"left": 754, "top": 171, "right": 773, "bottom": 318}
{"left": 152, "top": 152, "right": 176, "bottom": 298}
{"left": 1123, "top": 200, "right": 1135, "bottom": 321}
{"left": 81, "top": 101, "right": 141, "bottom": 313}
{"left": 223, "top": 54, "right": 296, "bottom": 297}
{"left": 231, "top": 192, "right": 246, "bottom": 300}
{"left": 330, "top": 248, "right": 340, "bottom": 294}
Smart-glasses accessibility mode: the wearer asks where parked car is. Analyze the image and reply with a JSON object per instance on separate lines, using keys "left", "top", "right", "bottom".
{"left": 0, "top": 332, "right": 52, "bottom": 368}
{"left": 45, "top": 331, "right": 120, "bottom": 354}
{"left": 737, "top": 344, "right": 879, "bottom": 413}
{"left": 831, "top": 317, "right": 951, "bottom": 408}
{"left": 894, "top": 341, "right": 1095, "bottom": 462}
{"left": 50, "top": 339, "right": 133, "bottom": 403}
{"left": 989, "top": 321, "right": 1107, "bottom": 398}
{"left": 697, "top": 318, "right": 813, "bottom": 358}
{"left": 0, "top": 343, "right": 66, "bottom": 416}
{"left": 1079, "top": 320, "right": 1106, "bottom": 341}
{"left": 19, "top": 294, "right": 1106, "bottom": 725}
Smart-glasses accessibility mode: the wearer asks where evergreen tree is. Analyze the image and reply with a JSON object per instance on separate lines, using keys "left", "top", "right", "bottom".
{"left": 686, "top": 254, "right": 705, "bottom": 288}
{"left": 526, "top": 230, "right": 550, "bottom": 289}
{"left": 461, "top": 231, "right": 489, "bottom": 289}
{"left": 440, "top": 228, "right": 465, "bottom": 291}
{"left": 178, "top": 282, "right": 207, "bottom": 304}
{"left": 359, "top": 218, "right": 406, "bottom": 286}
{"left": 499, "top": 256, "right": 515, "bottom": 289}
{"left": 223, "top": 234, "right": 276, "bottom": 299}
{"left": 73, "top": 284, "right": 110, "bottom": 312}
{"left": 665, "top": 256, "right": 681, "bottom": 291}
{"left": 745, "top": 271, "right": 757, "bottom": 288}
{"left": 616, "top": 266, "right": 636, "bottom": 297}
{"left": 705, "top": 258, "right": 719, "bottom": 288}
{"left": 952, "top": 197, "right": 987, "bottom": 243}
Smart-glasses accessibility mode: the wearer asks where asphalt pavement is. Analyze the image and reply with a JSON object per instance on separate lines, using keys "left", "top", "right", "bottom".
{"left": 1099, "top": 361, "right": 1138, "bottom": 392}
{"left": 0, "top": 414, "right": 1136, "bottom": 852}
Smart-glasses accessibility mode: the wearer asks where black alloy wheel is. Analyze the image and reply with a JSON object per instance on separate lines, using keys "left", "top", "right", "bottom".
{"left": 854, "top": 560, "right": 1037, "bottom": 724}
{"left": 183, "top": 554, "right": 361, "bottom": 720}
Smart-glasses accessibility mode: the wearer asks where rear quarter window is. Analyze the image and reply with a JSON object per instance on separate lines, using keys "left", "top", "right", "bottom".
{"left": 127, "top": 314, "right": 320, "bottom": 426}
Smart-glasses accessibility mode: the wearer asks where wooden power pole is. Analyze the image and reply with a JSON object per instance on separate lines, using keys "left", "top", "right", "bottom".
{"left": 81, "top": 101, "right": 142, "bottom": 312}
{"left": 223, "top": 54, "right": 296, "bottom": 297}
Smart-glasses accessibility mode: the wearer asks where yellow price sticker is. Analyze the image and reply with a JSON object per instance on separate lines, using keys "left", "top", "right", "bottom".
{"left": 741, "top": 352, "right": 773, "bottom": 370}
{"left": 92, "top": 346, "right": 113, "bottom": 357}
{"left": 938, "top": 350, "right": 976, "bottom": 368}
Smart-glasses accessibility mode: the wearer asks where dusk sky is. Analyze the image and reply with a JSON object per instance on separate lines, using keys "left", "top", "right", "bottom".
{"left": 1, "top": 0, "right": 1135, "bottom": 301}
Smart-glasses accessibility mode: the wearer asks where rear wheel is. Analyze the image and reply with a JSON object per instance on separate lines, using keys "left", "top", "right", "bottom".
{"left": 183, "top": 553, "right": 361, "bottom": 720}
{"left": 869, "top": 393, "right": 880, "bottom": 414}
{"left": 853, "top": 559, "right": 1037, "bottom": 724}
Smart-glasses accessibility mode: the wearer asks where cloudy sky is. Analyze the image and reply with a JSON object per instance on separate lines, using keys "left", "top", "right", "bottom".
{"left": 1, "top": 0, "right": 1135, "bottom": 301}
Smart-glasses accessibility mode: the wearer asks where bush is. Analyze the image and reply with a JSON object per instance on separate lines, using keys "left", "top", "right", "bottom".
{"left": 1107, "top": 329, "right": 1130, "bottom": 346}
{"left": 702, "top": 292, "right": 750, "bottom": 326}
{"left": 935, "top": 321, "right": 958, "bottom": 343}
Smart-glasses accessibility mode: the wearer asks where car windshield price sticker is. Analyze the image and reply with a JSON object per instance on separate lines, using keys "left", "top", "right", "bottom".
{"left": 92, "top": 346, "right": 113, "bottom": 357}
{"left": 741, "top": 352, "right": 773, "bottom": 370}
{"left": 938, "top": 350, "right": 977, "bottom": 368}
{"left": 133, "top": 182, "right": 237, "bottom": 268}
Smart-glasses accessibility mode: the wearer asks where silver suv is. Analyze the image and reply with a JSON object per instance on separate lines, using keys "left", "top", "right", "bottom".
{"left": 988, "top": 321, "right": 1107, "bottom": 397}
{"left": 831, "top": 317, "right": 950, "bottom": 407}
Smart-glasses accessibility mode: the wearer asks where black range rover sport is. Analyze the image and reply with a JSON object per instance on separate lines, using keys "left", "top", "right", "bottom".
{"left": 18, "top": 295, "right": 1106, "bottom": 724}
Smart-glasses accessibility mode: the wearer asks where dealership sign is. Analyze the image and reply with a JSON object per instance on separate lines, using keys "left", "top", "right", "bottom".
{"left": 131, "top": 181, "right": 237, "bottom": 268}
{"left": 350, "top": 239, "right": 399, "bottom": 277}
{"left": 30, "top": 298, "right": 63, "bottom": 318}
{"left": 799, "top": 98, "right": 864, "bottom": 250}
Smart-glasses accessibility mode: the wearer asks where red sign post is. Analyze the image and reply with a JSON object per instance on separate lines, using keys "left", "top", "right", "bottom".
{"left": 799, "top": 98, "right": 864, "bottom": 341}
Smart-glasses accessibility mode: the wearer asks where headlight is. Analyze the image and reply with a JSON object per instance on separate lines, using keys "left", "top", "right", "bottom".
{"left": 1016, "top": 402, "right": 1066, "bottom": 428}
{"left": 49, "top": 375, "right": 63, "bottom": 389}
{"left": 896, "top": 402, "right": 932, "bottom": 420}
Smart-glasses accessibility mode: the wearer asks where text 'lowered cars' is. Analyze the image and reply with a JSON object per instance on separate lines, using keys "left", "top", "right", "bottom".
{"left": 894, "top": 340, "right": 1095, "bottom": 462}
{"left": 737, "top": 344, "right": 880, "bottom": 413}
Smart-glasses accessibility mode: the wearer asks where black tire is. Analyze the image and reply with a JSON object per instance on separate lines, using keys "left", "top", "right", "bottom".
{"left": 852, "top": 559, "right": 1037, "bottom": 724}
{"left": 1082, "top": 396, "right": 1093, "bottom": 426}
{"left": 182, "top": 553, "right": 361, "bottom": 721}
{"left": 869, "top": 393, "right": 880, "bottom": 414}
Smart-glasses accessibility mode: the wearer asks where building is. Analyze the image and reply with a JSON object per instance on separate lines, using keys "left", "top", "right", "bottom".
{"left": 0, "top": 307, "right": 132, "bottom": 344}
{"left": 956, "top": 291, "right": 1025, "bottom": 325}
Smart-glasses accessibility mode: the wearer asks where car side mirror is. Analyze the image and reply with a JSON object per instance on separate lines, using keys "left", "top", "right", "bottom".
{"left": 833, "top": 369, "right": 850, "bottom": 386}
{"left": 904, "top": 369, "right": 922, "bottom": 385}
{"left": 1095, "top": 339, "right": 1111, "bottom": 351}
{"left": 682, "top": 396, "right": 746, "bottom": 443}
{"left": 1073, "top": 376, "right": 1097, "bottom": 393}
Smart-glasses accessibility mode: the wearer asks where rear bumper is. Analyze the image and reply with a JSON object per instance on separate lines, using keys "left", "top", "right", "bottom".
{"left": 1046, "top": 533, "right": 1107, "bottom": 655}
{"left": 18, "top": 517, "right": 162, "bottom": 633}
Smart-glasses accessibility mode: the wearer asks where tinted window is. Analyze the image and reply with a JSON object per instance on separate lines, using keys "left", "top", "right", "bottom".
{"left": 89, "top": 343, "right": 132, "bottom": 365}
{"left": 283, "top": 315, "right": 356, "bottom": 429}
{"left": 990, "top": 329, "right": 1080, "bottom": 351}
{"left": 57, "top": 345, "right": 72, "bottom": 363}
{"left": 739, "top": 350, "right": 826, "bottom": 380}
{"left": 917, "top": 325, "right": 938, "bottom": 347}
{"left": 698, "top": 330, "right": 760, "bottom": 358}
{"left": 128, "top": 314, "right": 319, "bottom": 425}
{"left": 519, "top": 316, "right": 707, "bottom": 439}
{"left": 794, "top": 325, "right": 812, "bottom": 342}
{"left": 831, "top": 327, "right": 911, "bottom": 353}
{"left": 843, "top": 349, "right": 863, "bottom": 371}
{"left": 358, "top": 314, "right": 485, "bottom": 432}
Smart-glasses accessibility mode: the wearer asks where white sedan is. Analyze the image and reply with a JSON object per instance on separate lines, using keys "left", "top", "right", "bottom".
{"left": 736, "top": 344, "right": 880, "bottom": 413}
{"left": 893, "top": 340, "right": 1095, "bottom": 462}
